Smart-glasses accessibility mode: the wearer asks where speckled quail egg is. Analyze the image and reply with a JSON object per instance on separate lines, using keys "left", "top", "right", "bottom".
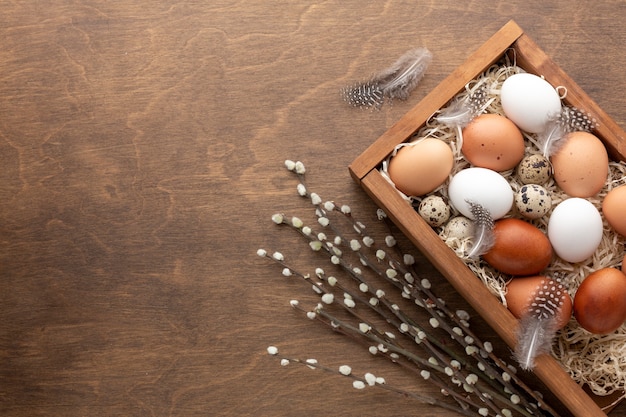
{"left": 516, "top": 154, "right": 551, "bottom": 185}
{"left": 418, "top": 195, "right": 450, "bottom": 227}
{"left": 443, "top": 216, "right": 473, "bottom": 240}
{"left": 514, "top": 184, "right": 552, "bottom": 219}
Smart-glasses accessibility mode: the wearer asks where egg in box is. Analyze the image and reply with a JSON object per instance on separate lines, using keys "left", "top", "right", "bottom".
{"left": 386, "top": 138, "right": 453, "bottom": 197}
{"left": 548, "top": 198, "right": 603, "bottom": 263}
{"left": 461, "top": 113, "right": 525, "bottom": 171}
{"left": 574, "top": 268, "right": 626, "bottom": 334}
{"left": 505, "top": 275, "right": 572, "bottom": 329}
{"left": 551, "top": 131, "right": 609, "bottom": 198}
{"left": 500, "top": 73, "right": 562, "bottom": 133}
{"left": 483, "top": 218, "right": 552, "bottom": 276}
{"left": 516, "top": 154, "right": 551, "bottom": 185}
{"left": 603, "top": 185, "right": 626, "bottom": 236}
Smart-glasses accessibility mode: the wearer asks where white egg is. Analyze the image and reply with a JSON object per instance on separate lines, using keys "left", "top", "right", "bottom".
{"left": 501, "top": 73, "right": 562, "bottom": 133}
{"left": 448, "top": 167, "right": 513, "bottom": 220}
{"left": 547, "top": 198, "right": 603, "bottom": 263}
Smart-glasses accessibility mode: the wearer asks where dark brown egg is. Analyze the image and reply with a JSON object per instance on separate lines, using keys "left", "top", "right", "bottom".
{"left": 574, "top": 268, "right": 626, "bottom": 334}
{"left": 483, "top": 218, "right": 553, "bottom": 276}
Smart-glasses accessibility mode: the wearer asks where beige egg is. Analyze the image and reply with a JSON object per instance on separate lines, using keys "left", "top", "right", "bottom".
{"left": 461, "top": 114, "right": 525, "bottom": 171}
{"left": 387, "top": 139, "right": 454, "bottom": 197}
{"left": 516, "top": 154, "right": 551, "bottom": 185}
{"left": 418, "top": 195, "right": 450, "bottom": 227}
{"left": 514, "top": 184, "right": 551, "bottom": 219}
{"left": 551, "top": 131, "right": 608, "bottom": 197}
{"left": 602, "top": 185, "right": 626, "bottom": 237}
{"left": 443, "top": 216, "right": 473, "bottom": 240}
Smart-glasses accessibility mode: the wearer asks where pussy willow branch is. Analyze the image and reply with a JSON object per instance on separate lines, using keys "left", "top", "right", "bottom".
{"left": 265, "top": 252, "right": 442, "bottom": 373}
{"left": 275, "top": 354, "right": 478, "bottom": 417}
{"left": 261, "top": 252, "right": 483, "bottom": 415}
{"left": 377, "top": 212, "right": 552, "bottom": 410}
{"left": 312, "top": 308, "right": 488, "bottom": 415}
{"left": 263, "top": 160, "right": 560, "bottom": 417}
{"left": 304, "top": 199, "right": 553, "bottom": 415}
{"left": 267, "top": 252, "right": 493, "bottom": 415}
{"left": 270, "top": 217, "right": 540, "bottom": 417}
{"left": 319, "top": 199, "right": 555, "bottom": 415}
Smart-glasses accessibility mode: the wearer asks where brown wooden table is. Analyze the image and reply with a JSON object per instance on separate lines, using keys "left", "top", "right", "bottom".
{"left": 2, "top": 2, "right": 626, "bottom": 416}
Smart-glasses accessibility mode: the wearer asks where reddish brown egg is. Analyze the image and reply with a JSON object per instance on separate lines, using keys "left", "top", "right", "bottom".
{"left": 574, "top": 268, "right": 626, "bottom": 334}
{"left": 505, "top": 275, "right": 572, "bottom": 329}
{"left": 461, "top": 114, "right": 525, "bottom": 171}
{"left": 483, "top": 218, "right": 553, "bottom": 276}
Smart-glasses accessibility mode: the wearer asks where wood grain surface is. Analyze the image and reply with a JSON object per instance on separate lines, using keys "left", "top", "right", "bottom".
{"left": 2, "top": 2, "right": 626, "bottom": 416}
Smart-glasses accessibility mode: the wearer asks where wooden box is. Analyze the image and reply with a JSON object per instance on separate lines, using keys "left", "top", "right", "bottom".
{"left": 349, "top": 20, "right": 626, "bottom": 417}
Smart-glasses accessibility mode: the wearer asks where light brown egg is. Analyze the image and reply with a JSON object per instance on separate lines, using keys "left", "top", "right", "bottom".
{"left": 551, "top": 131, "right": 608, "bottom": 197}
{"left": 461, "top": 114, "right": 525, "bottom": 171}
{"left": 482, "top": 218, "right": 553, "bottom": 276}
{"left": 387, "top": 139, "right": 454, "bottom": 197}
{"left": 573, "top": 268, "right": 626, "bottom": 334}
{"left": 602, "top": 185, "right": 626, "bottom": 237}
{"left": 505, "top": 275, "right": 572, "bottom": 329}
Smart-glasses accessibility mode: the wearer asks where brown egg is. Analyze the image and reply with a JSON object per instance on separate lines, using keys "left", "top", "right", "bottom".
{"left": 505, "top": 276, "right": 572, "bottom": 329}
{"left": 483, "top": 218, "right": 553, "bottom": 276}
{"left": 387, "top": 138, "right": 454, "bottom": 197}
{"left": 461, "top": 114, "right": 525, "bottom": 171}
{"left": 602, "top": 185, "right": 626, "bottom": 237}
{"left": 623, "top": 254, "right": 626, "bottom": 273}
{"left": 551, "top": 131, "right": 609, "bottom": 198}
{"left": 574, "top": 268, "right": 626, "bottom": 334}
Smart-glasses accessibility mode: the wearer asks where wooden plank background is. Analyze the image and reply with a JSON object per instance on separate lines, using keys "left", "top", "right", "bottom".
{"left": 2, "top": 2, "right": 626, "bottom": 416}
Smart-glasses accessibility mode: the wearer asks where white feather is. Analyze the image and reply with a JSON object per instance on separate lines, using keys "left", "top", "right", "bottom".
{"left": 435, "top": 98, "right": 474, "bottom": 128}
{"left": 435, "top": 82, "right": 492, "bottom": 129}
{"left": 465, "top": 200, "right": 495, "bottom": 259}
{"left": 535, "top": 119, "right": 567, "bottom": 158}
{"left": 375, "top": 47, "right": 432, "bottom": 101}
{"left": 514, "top": 315, "right": 556, "bottom": 370}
